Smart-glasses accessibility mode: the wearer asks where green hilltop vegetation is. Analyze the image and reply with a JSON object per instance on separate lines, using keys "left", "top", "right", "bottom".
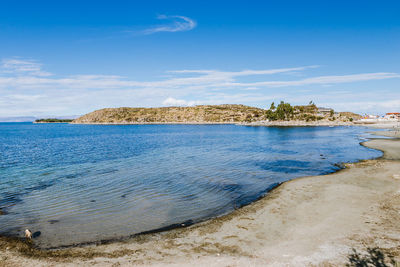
{"left": 34, "top": 118, "right": 73, "bottom": 123}
{"left": 265, "top": 101, "right": 359, "bottom": 122}
{"left": 73, "top": 102, "right": 361, "bottom": 124}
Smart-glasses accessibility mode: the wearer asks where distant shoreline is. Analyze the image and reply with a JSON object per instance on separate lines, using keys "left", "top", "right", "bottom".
{"left": 33, "top": 122, "right": 71, "bottom": 124}
{"left": 239, "top": 120, "right": 353, "bottom": 127}
{"left": 70, "top": 121, "right": 237, "bottom": 125}
{"left": 70, "top": 120, "right": 400, "bottom": 128}
{"left": 70, "top": 120, "right": 354, "bottom": 126}
{"left": 34, "top": 119, "right": 74, "bottom": 123}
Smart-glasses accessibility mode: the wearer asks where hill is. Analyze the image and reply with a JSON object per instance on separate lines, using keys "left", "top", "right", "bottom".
{"left": 72, "top": 104, "right": 265, "bottom": 124}
{"left": 72, "top": 102, "right": 361, "bottom": 125}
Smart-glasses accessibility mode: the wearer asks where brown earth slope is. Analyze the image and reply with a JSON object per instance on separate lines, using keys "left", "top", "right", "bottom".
{"left": 72, "top": 104, "right": 361, "bottom": 125}
{"left": 72, "top": 104, "right": 265, "bottom": 124}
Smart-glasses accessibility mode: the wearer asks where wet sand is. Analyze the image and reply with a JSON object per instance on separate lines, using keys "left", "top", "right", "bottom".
{"left": 1, "top": 131, "right": 400, "bottom": 266}
{"left": 370, "top": 129, "right": 400, "bottom": 138}
{"left": 360, "top": 122, "right": 400, "bottom": 129}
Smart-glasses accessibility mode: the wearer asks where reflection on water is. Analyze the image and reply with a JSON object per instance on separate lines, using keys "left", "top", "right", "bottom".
{"left": 0, "top": 123, "right": 381, "bottom": 248}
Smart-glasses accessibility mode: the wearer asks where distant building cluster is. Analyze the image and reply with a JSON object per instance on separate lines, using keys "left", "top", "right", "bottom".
{"left": 359, "top": 112, "right": 400, "bottom": 123}
{"left": 316, "top": 107, "right": 334, "bottom": 117}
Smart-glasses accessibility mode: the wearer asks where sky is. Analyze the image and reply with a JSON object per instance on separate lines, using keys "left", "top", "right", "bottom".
{"left": 0, "top": 0, "right": 399, "bottom": 117}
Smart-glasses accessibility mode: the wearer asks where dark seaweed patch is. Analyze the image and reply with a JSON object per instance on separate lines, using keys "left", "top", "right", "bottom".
{"left": 334, "top": 162, "right": 345, "bottom": 169}
{"left": 256, "top": 159, "right": 312, "bottom": 173}
{"left": 180, "top": 193, "right": 197, "bottom": 201}
{"left": 95, "top": 168, "right": 118, "bottom": 175}
{"left": 32, "top": 231, "right": 41, "bottom": 238}
{"left": 0, "top": 192, "right": 23, "bottom": 207}
{"left": 140, "top": 219, "right": 195, "bottom": 235}
{"left": 59, "top": 169, "right": 90, "bottom": 180}
{"left": 27, "top": 180, "right": 55, "bottom": 192}
{"left": 220, "top": 183, "right": 242, "bottom": 192}
{"left": 60, "top": 173, "right": 79, "bottom": 179}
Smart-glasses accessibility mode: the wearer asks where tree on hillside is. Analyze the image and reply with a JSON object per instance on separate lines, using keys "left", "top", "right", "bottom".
{"left": 266, "top": 101, "right": 294, "bottom": 121}
{"left": 276, "top": 101, "right": 294, "bottom": 120}
{"left": 266, "top": 109, "right": 277, "bottom": 120}
{"left": 269, "top": 102, "right": 276, "bottom": 110}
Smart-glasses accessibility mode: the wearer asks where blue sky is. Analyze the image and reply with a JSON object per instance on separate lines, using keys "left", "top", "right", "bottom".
{"left": 0, "top": 0, "right": 399, "bottom": 116}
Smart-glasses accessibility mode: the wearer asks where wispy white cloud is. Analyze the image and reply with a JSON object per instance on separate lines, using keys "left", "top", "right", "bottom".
{"left": 168, "top": 66, "right": 319, "bottom": 76}
{"left": 321, "top": 99, "right": 400, "bottom": 114}
{"left": 0, "top": 65, "right": 320, "bottom": 90}
{"left": 143, "top": 15, "right": 196, "bottom": 34}
{"left": 1, "top": 66, "right": 397, "bottom": 91}
{"left": 236, "top": 72, "right": 400, "bottom": 87}
{"left": 1, "top": 58, "right": 52, "bottom": 77}
{"left": 162, "top": 97, "right": 200, "bottom": 106}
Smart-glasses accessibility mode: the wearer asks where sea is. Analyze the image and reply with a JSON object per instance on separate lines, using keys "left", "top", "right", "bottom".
{"left": 0, "top": 123, "right": 382, "bottom": 248}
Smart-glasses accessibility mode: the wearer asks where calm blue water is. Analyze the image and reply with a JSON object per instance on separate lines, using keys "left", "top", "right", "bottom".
{"left": 0, "top": 123, "right": 381, "bottom": 248}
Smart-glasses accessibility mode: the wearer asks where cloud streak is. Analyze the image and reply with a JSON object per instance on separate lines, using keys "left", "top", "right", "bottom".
{"left": 237, "top": 72, "right": 400, "bottom": 87}
{"left": 143, "top": 15, "right": 196, "bottom": 34}
{"left": 0, "top": 65, "right": 397, "bottom": 91}
{"left": 1, "top": 58, "right": 52, "bottom": 77}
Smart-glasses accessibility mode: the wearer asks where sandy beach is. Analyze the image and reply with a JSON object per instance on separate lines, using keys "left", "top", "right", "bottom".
{"left": 1, "top": 130, "right": 400, "bottom": 266}
{"left": 358, "top": 121, "right": 400, "bottom": 129}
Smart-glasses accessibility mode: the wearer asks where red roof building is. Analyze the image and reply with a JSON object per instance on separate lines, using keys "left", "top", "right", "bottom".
{"left": 384, "top": 112, "right": 400, "bottom": 119}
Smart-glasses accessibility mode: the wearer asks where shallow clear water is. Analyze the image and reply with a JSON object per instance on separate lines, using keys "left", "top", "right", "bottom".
{"left": 0, "top": 123, "right": 381, "bottom": 248}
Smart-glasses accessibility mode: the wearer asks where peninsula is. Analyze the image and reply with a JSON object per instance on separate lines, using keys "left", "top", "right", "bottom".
{"left": 34, "top": 118, "right": 73, "bottom": 123}
{"left": 72, "top": 102, "right": 361, "bottom": 125}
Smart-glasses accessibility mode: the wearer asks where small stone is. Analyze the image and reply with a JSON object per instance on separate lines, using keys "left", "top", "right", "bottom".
{"left": 25, "top": 229, "right": 32, "bottom": 239}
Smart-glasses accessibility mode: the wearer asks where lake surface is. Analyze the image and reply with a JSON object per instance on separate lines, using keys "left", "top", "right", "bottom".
{"left": 0, "top": 123, "right": 381, "bottom": 248}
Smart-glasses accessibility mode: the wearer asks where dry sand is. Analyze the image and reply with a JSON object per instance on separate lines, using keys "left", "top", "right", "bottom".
{"left": 240, "top": 120, "right": 353, "bottom": 127}
{"left": 1, "top": 131, "right": 400, "bottom": 266}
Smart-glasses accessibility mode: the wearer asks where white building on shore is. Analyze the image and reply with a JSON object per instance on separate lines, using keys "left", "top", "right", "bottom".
{"left": 357, "top": 112, "right": 399, "bottom": 123}
{"left": 383, "top": 112, "right": 400, "bottom": 120}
